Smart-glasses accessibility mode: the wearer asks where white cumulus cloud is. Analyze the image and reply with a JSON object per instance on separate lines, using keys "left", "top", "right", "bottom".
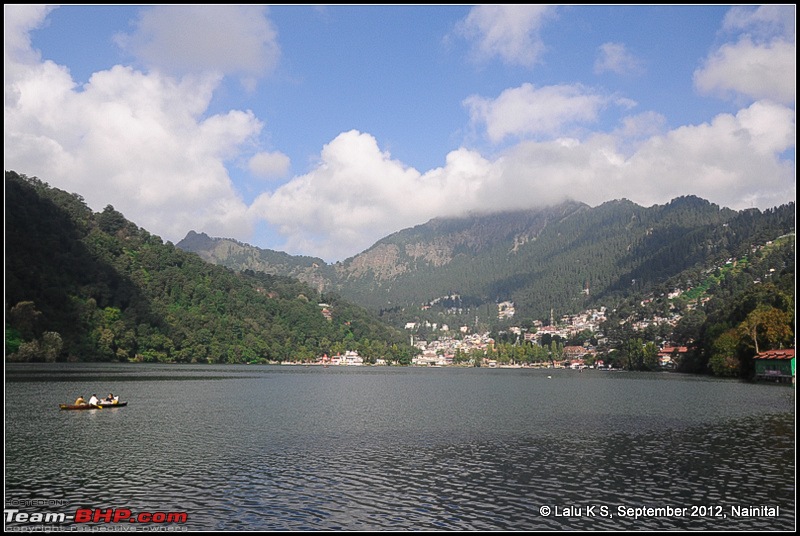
{"left": 249, "top": 130, "right": 496, "bottom": 260}
{"left": 694, "top": 6, "right": 795, "bottom": 105}
{"left": 479, "top": 100, "right": 795, "bottom": 213}
{"left": 594, "top": 42, "right": 644, "bottom": 75}
{"left": 615, "top": 111, "right": 667, "bottom": 140}
{"left": 4, "top": 5, "right": 272, "bottom": 243}
{"left": 115, "top": 5, "right": 280, "bottom": 86}
{"left": 694, "top": 38, "right": 795, "bottom": 105}
{"left": 455, "top": 5, "right": 557, "bottom": 67}
{"left": 464, "top": 83, "right": 609, "bottom": 143}
{"left": 3, "top": 5, "right": 55, "bottom": 68}
{"left": 722, "top": 5, "right": 795, "bottom": 40}
{"left": 248, "top": 151, "right": 291, "bottom": 180}
{"left": 250, "top": 99, "right": 795, "bottom": 261}
{"left": 622, "top": 101, "right": 795, "bottom": 209}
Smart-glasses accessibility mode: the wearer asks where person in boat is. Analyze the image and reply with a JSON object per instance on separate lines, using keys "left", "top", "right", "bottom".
{"left": 104, "top": 393, "right": 114, "bottom": 403}
{"left": 74, "top": 395, "right": 87, "bottom": 405}
{"left": 88, "top": 394, "right": 100, "bottom": 405}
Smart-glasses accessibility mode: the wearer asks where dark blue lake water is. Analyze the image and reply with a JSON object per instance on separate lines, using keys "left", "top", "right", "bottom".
{"left": 4, "top": 364, "right": 795, "bottom": 530}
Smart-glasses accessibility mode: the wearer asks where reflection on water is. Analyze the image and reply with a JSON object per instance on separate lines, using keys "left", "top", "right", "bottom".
{"left": 5, "top": 364, "right": 795, "bottom": 530}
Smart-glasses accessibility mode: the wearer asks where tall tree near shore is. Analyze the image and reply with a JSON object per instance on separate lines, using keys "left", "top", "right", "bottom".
{"left": 737, "top": 304, "right": 793, "bottom": 355}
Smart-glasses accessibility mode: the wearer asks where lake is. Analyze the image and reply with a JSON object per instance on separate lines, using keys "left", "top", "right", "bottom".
{"left": 4, "top": 364, "right": 795, "bottom": 530}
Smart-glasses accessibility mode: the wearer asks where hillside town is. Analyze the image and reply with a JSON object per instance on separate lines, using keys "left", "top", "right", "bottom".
{"left": 402, "top": 302, "right": 691, "bottom": 369}
{"left": 309, "top": 236, "right": 794, "bottom": 378}
{"left": 308, "top": 301, "right": 685, "bottom": 370}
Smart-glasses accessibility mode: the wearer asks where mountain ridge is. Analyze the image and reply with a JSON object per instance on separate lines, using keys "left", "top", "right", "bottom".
{"left": 177, "top": 195, "right": 795, "bottom": 326}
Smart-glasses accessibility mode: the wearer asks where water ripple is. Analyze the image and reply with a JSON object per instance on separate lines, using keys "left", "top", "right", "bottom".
{"left": 4, "top": 365, "right": 795, "bottom": 530}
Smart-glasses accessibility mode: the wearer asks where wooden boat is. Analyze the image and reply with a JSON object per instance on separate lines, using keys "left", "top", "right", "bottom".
{"left": 59, "top": 402, "right": 128, "bottom": 410}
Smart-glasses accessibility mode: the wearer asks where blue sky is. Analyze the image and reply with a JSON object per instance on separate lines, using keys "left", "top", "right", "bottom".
{"left": 5, "top": 5, "right": 795, "bottom": 261}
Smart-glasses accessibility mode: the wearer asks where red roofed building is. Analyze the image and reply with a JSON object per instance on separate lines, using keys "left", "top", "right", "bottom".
{"left": 754, "top": 349, "right": 795, "bottom": 383}
{"left": 563, "top": 346, "right": 586, "bottom": 359}
{"left": 658, "top": 346, "right": 689, "bottom": 369}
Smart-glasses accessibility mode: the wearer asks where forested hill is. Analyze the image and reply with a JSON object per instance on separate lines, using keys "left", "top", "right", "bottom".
{"left": 5, "top": 171, "right": 414, "bottom": 363}
{"left": 179, "top": 197, "right": 795, "bottom": 325}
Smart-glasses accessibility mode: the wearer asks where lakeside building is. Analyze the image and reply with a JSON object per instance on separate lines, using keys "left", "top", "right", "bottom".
{"left": 658, "top": 346, "right": 689, "bottom": 369}
{"left": 753, "top": 349, "right": 795, "bottom": 383}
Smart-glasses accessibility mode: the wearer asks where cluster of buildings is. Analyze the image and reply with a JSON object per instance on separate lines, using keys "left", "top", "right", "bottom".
{"left": 497, "top": 301, "right": 515, "bottom": 320}
{"left": 525, "top": 307, "right": 608, "bottom": 344}
{"left": 402, "top": 301, "right": 692, "bottom": 369}
{"left": 402, "top": 303, "right": 611, "bottom": 368}
{"left": 316, "top": 351, "right": 364, "bottom": 366}
{"left": 411, "top": 333, "right": 496, "bottom": 367}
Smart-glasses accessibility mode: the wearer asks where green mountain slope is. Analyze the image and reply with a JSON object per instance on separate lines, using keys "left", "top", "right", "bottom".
{"left": 5, "top": 171, "right": 413, "bottom": 363}
{"left": 179, "top": 230, "right": 331, "bottom": 292}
